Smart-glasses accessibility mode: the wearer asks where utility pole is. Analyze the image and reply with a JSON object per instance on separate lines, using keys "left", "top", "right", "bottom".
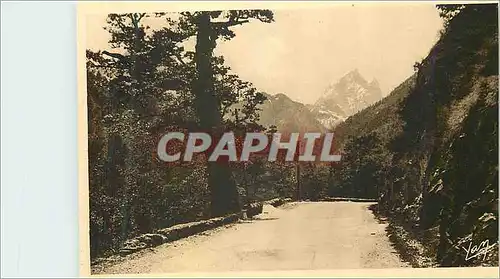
{"left": 296, "top": 139, "right": 302, "bottom": 201}
{"left": 296, "top": 160, "right": 301, "bottom": 201}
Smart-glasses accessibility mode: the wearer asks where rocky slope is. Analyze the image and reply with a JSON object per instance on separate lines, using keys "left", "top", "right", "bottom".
{"left": 255, "top": 70, "right": 384, "bottom": 132}
{"left": 330, "top": 4, "right": 498, "bottom": 267}
{"left": 257, "top": 93, "right": 326, "bottom": 133}
{"left": 310, "top": 69, "right": 383, "bottom": 129}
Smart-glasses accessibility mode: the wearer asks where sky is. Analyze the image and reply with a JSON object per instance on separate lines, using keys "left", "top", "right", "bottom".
{"left": 85, "top": 3, "right": 444, "bottom": 104}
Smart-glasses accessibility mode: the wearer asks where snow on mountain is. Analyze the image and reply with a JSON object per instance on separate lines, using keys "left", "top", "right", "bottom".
{"left": 231, "top": 70, "right": 383, "bottom": 132}
{"left": 309, "top": 69, "right": 383, "bottom": 129}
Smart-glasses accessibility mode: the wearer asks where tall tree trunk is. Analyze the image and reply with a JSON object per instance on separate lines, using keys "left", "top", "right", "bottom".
{"left": 119, "top": 13, "right": 143, "bottom": 244}
{"left": 193, "top": 12, "right": 240, "bottom": 217}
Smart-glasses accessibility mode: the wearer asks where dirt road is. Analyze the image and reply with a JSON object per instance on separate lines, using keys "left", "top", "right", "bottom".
{"left": 95, "top": 202, "right": 409, "bottom": 274}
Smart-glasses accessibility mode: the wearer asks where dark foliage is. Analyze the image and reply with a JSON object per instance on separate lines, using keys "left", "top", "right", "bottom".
{"left": 331, "top": 4, "right": 498, "bottom": 267}
{"left": 87, "top": 11, "right": 301, "bottom": 259}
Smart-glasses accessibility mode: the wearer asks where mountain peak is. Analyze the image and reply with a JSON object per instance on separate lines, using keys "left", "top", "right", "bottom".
{"left": 369, "top": 78, "right": 380, "bottom": 87}
{"left": 346, "top": 68, "right": 361, "bottom": 77}
{"left": 349, "top": 68, "right": 360, "bottom": 75}
{"left": 340, "top": 69, "right": 367, "bottom": 85}
{"left": 274, "top": 93, "right": 289, "bottom": 100}
{"left": 311, "top": 69, "right": 384, "bottom": 128}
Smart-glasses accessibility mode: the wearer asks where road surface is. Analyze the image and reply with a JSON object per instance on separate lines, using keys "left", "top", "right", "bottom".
{"left": 94, "top": 202, "right": 409, "bottom": 274}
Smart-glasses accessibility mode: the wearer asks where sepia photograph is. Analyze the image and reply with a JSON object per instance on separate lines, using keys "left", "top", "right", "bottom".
{"left": 78, "top": 1, "right": 499, "bottom": 277}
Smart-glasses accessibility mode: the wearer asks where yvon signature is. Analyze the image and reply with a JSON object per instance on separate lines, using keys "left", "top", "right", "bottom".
{"left": 462, "top": 239, "right": 498, "bottom": 262}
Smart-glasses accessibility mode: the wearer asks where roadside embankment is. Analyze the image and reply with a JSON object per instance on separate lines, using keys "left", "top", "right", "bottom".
{"left": 92, "top": 197, "right": 293, "bottom": 267}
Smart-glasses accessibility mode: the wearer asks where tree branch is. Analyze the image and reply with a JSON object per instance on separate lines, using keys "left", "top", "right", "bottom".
{"left": 102, "top": 50, "right": 126, "bottom": 60}
{"left": 213, "top": 19, "right": 250, "bottom": 28}
{"left": 138, "top": 13, "right": 146, "bottom": 22}
{"left": 108, "top": 14, "right": 127, "bottom": 31}
{"left": 87, "top": 61, "right": 120, "bottom": 69}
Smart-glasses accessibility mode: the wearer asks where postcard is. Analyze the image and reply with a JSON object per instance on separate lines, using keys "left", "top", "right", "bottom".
{"left": 77, "top": 1, "right": 499, "bottom": 277}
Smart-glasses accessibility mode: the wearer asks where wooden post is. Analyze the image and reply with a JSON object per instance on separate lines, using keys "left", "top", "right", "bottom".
{"left": 296, "top": 138, "right": 303, "bottom": 201}
{"left": 296, "top": 161, "right": 301, "bottom": 201}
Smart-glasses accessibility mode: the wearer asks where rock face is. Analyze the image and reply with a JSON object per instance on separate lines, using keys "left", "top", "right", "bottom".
{"left": 255, "top": 70, "right": 384, "bottom": 132}
{"left": 232, "top": 70, "right": 384, "bottom": 133}
{"left": 330, "top": 5, "right": 499, "bottom": 267}
{"left": 258, "top": 93, "right": 326, "bottom": 133}
{"left": 310, "top": 69, "right": 383, "bottom": 129}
